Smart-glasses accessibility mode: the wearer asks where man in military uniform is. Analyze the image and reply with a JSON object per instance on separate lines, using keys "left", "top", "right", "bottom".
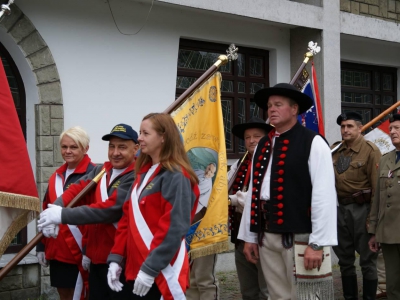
{"left": 332, "top": 111, "right": 381, "bottom": 300}
{"left": 369, "top": 113, "right": 400, "bottom": 300}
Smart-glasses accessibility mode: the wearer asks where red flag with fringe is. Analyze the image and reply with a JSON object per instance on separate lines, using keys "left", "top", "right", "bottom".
{"left": 0, "top": 57, "right": 40, "bottom": 257}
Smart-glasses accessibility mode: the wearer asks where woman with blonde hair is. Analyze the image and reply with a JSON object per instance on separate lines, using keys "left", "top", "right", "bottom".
{"left": 107, "top": 113, "right": 199, "bottom": 299}
{"left": 36, "top": 126, "right": 95, "bottom": 300}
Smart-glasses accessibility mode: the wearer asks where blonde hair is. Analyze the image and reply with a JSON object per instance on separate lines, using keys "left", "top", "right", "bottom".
{"left": 136, "top": 113, "right": 198, "bottom": 185}
{"left": 60, "top": 126, "right": 90, "bottom": 150}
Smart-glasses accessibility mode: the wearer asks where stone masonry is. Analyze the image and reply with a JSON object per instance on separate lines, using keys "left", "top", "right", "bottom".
{"left": 0, "top": 3, "right": 64, "bottom": 299}
{"left": 341, "top": 0, "right": 400, "bottom": 22}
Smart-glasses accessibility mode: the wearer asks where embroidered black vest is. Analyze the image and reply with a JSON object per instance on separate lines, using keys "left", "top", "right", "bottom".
{"left": 250, "top": 122, "right": 316, "bottom": 234}
{"left": 229, "top": 156, "right": 251, "bottom": 244}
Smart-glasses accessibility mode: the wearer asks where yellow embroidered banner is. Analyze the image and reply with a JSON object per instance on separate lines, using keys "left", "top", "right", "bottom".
{"left": 171, "top": 72, "right": 228, "bottom": 258}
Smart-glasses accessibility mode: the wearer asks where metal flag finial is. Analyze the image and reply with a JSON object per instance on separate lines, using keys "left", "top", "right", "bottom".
{"left": 215, "top": 43, "right": 239, "bottom": 67}
{"left": 226, "top": 44, "right": 239, "bottom": 61}
{"left": 307, "top": 41, "right": 321, "bottom": 56}
{"left": 0, "top": 0, "right": 14, "bottom": 22}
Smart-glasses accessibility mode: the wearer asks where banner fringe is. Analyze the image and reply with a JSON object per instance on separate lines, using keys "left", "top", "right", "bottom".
{"left": 296, "top": 277, "right": 335, "bottom": 300}
{"left": 0, "top": 210, "right": 37, "bottom": 257}
{"left": 0, "top": 192, "right": 40, "bottom": 212}
{"left": 189, "top": 240, "right": 229, "bottom": 260}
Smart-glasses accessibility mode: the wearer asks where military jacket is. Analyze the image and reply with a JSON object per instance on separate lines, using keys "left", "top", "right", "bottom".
{"left": 369, "top": 150, "right": 400, "bottom": 243}
{"left": 331, "top": 135, "right": 381, "bottom": 199}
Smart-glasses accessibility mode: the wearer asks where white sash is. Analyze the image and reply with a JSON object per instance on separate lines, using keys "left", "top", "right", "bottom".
{"left": 55, "top": 174, "right": 84, "bottom": 300}
{"left": 99, "top": 174, "right": 118, "bottom": 228}
{"left": 131, "top": 170, "right": 186, "bottom": 300}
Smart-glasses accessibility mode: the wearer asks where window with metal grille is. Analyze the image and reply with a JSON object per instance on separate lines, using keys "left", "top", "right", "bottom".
{"left": 176, "top": 39, "right": 269, "bottom": 159}
{"left": 341, "top": 62, "right": 398, "bottom": 132}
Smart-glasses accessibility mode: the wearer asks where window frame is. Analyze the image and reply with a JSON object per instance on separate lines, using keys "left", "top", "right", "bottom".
{"left": 341, "top": 62, "right": 398, "bottom": 127}
{"left": 176, "top": 39, "right": 269, "bottom": 159}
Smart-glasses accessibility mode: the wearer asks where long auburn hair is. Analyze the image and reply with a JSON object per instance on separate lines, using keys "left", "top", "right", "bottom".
{"left": 135, "top": 113, "right": 199, "bottom": 185}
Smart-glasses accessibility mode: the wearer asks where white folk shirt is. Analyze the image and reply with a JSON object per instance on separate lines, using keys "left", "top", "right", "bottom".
{"left": 237, "top": 134, "right": 338, "bottom": 247}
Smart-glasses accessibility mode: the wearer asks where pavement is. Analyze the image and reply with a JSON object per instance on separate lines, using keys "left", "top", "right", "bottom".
{"left": 216, "top": 247, "right": 384, "bottom": 300}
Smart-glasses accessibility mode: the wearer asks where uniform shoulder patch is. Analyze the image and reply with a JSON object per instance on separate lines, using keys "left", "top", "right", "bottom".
{"left": 365, "top": 140, "right": 380, "bottom": 150}
{"left": 330, "top": 141, "right": 342, "bottom": 149}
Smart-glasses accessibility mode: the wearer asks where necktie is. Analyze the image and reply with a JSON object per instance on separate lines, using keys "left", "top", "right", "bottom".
{"left": 396, "top": 151, "right": 400, "bottom": 164}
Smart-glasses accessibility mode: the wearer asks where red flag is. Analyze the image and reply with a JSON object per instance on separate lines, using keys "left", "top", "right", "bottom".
{"left": 312, "top": 62, "right": 325, "bottom": 136}
{"left": 0, "top": 57, "right": 39, "bottom": 256}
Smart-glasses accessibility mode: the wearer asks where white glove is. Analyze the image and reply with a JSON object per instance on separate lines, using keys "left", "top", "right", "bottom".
{"left": 40, "top": 224, "right": 60, "bottom": 238}
{"left": 107, "top": 262, "right": 123, "bottom": 292}
{"left": 36, "top": 251, "right": 48, "bottom": 267}
{"left": 82, "top": 255, "right": 91, "bottom": 271}
{"left": 133, "top": 270, "right": 154, "bottom": 297}
{"left": 38, "top": 204, "right": 62, "bottom": 229}
{"left": 236, "top": 190, "right": 247, "bottom": 214}
{"left": 229, "top": 194, "right": 239, "bottom": 206}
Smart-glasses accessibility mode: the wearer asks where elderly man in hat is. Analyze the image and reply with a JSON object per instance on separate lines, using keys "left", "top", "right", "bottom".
{"left": 228, "top": 117, "right": 272, "bottom": 300}
{"left": 332, "top": 112, "right": 381, "bottom": 300}
{"left": 38, "top": 123, "right": 140, "bottom": 300}
{"left": 368, "top": 114, "right": 400, "bottom": 300}
{"left": 238, "top": 83, "right": 337, "bottom": 299}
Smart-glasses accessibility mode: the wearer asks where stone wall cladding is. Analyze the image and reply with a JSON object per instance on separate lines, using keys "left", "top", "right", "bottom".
{"left": 0, "top": 4, "right": 64, "bottom": 300}
{"left": 341, "top": 0, "right": 400, "bottom": 22}
{"left": 0, "top": 265, "right": 41, "bottom": 300}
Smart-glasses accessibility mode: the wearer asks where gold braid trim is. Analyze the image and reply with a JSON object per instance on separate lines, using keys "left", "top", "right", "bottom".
{"left": 0, "top": 210, "right": 37, "bottom": 257}
{"left": 0, "top": 192, "right": 40, "bottom": 212}
{"left": 189, "top": 240, "right": 229, "bottom": 260}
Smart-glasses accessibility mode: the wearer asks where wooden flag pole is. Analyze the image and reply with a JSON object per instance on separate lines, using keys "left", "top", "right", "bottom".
{"left": 227, "top": 41, "right": 321, "bottom": 192}
{"left": 361, "top": 101, "right": 400, "bottom": 132}
{"left": 0, "top": 169, "right": 106, "bottom": 281}
{"left": 164, "top": 44, "right": 238, "bottom": 114}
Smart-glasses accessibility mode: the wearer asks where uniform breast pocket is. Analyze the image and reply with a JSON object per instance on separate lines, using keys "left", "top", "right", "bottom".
{"left": 346, "top": 161, "right": 366, "bottom": 181}
{"left": 379, "top": 169, "right": 391, "bottom": 190}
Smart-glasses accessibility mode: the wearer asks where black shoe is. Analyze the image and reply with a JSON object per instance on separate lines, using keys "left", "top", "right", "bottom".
{"left": 342, "top": 275, "right": 359, "bottom": 300}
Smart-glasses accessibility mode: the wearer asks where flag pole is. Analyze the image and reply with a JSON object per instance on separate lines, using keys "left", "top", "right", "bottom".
{"left": 331, "top": 101, "right": 400, "bottom": 154}
{"left": 227, "top": 41, "right": 321, "bottom": 192}
{"left": 164, "top": 44, "right": 238, "bottom": 114}
{"left": 0, "top": 169, "right": 106, "bottom": 281}
{"left": 361, "top": 101, "right": 400, "bottom": 132}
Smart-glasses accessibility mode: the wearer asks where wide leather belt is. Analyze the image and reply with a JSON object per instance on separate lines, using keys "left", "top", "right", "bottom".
{"left": 338, "top": 189, "right": 372, "bottom": 205}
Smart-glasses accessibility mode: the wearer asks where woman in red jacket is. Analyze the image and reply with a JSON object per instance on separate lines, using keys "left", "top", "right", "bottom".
{"left": 107, "top": 113, "right": 199, "bottom": 300}
{"left": 36, "top": 126, "right": 94, "bottom": 300}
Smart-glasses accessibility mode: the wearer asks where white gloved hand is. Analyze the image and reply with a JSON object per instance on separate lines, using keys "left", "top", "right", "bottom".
{"left": 236, "top": 190, "right": 247, "bottom": 214}
{"left": 82, "top": 255, "right": 91, "bottom": 271}
{"left": 107, "top": 262, "right": 123, "bottom": 292}
{"left": 36, "top": 251, "right": 48, "bottom": 267}
{"left": 41, "top": 224, "right": 60, "bottom": 238}
{"left": 38, "top": 204, "right": 62, "bottom": 229}
{"left": 133, "top": 270, "right": 154, "bottom": 297}
{"left": 229, "top": 194, "right": 239, "bottom": 206}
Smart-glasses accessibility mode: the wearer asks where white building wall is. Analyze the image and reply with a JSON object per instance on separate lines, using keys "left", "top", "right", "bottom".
{"left": 14, "top": 0, "right": 291, "bottom": 163}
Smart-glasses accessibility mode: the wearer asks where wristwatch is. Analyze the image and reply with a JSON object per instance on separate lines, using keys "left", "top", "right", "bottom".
{"left": 309, "top": 243, "right": 323, "bottom": 251}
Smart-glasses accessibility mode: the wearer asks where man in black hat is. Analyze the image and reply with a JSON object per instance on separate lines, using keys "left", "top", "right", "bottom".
{"left": 332, "top": 112, "right": 381, "bottom": 300}
{"left": 228, "top": 117, "right": 271, "bottom": 300}
{"left": 38, "top": 123, "right": 139, "bottom": 300}
{"left": 238, "top": 83, "right": 337, "bottom": 299}
{"left": 369, "top": 113, "right": 400, "bottom": 299}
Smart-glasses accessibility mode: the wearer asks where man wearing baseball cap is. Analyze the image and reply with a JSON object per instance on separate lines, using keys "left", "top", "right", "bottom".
{"left": 38, "top": 123, "right": 139, "bottom": 300}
